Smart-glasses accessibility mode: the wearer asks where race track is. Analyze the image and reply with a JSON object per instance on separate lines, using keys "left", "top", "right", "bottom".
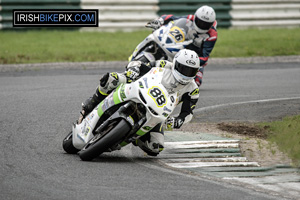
{"left": 1, "top": 62, "right": 299, "bottom": 200}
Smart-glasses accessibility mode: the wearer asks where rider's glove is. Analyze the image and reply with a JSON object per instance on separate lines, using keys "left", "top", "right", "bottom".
{"left": 100, "top": 72, "right": 110, "bottom": 87}
{"left": 126, "top": 67, "right": 140, "bottom": 80}
{"left": 166, "top": 116, "right": 185, "bottom": 130}
{"left": 125, "top": 61, "right": 141, "bottom": 81}
{"left": 145, "top": 18, "right": 164, "bottom": 30}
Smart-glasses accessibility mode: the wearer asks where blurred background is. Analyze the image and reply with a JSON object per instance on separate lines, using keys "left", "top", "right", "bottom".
{"left": 1, "top": 1, "right": 300, "bottom": 196}
{"left": 0, "top": 0, "right": 300, "bottom": 63}
{"left": 1, "top": 0, "right": 300, "bottom": 30}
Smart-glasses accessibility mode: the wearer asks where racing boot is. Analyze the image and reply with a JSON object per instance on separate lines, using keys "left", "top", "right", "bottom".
{"left": 77, "top": 72, "right": 127, "bottom": 124}
{"left": 77, "top": 88, "right": 107, "bottom": 124}
{"left": 133, "top": 123, "right": 164, "bottom": 156}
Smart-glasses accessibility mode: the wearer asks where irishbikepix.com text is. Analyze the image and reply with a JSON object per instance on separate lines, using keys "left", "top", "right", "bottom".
{"left": 13, "top": 10, "right": 98, "bottom": 27}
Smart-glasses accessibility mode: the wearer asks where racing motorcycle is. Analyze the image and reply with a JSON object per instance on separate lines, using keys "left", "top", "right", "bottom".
{"left": 62, "top": 67, "right": 178, "bottom": 161}
{"left": 128, "top": 18, "right": 193, "bottom": 63}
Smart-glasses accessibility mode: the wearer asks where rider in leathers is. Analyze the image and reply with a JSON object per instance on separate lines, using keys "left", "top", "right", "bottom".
{"left": 144, "top": 5, "right": 218, "bottom": 88}
{"left": 78, "top": 49, "right": 200, "bottom": 156}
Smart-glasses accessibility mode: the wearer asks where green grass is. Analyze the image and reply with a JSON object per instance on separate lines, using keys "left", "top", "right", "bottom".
{"left": 1, "top": 28, "right": 300, "bottom": 64}
{"left": 213, "top": 28, "right": 300, "bottom": 57}
{"left": 0, "top": 30, "right": 150, "bottom": 64}
{"left": 259, "top": 115, "right": 300, "bottom": 167}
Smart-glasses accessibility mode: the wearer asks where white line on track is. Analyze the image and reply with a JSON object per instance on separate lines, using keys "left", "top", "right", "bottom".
{"left": 194, "top": 97, "right": 300, "bottom": 113}
{"left": 164, "top": 142, "right": 239, "bottom": 149}
{"left": 164, "top": 161, "right": 260, "bottom": 168}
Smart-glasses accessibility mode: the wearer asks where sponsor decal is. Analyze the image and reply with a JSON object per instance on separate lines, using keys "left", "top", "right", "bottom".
{"left": 143, "top": 77, "right": 148, "bottom": 88}
{"left": 160, "top": 60, "right": 166, "bottom": 68}
{"left": 142, "top": 126, "right": 152, "bottom": 131}
{"left": 186, "top": 60, "right": 196, "bottom": 65}
{"left": 152, "top": 68, "right": 158, "bottom": 74}
{"left": 170, "top": 96, "right": 175, "bottom": 103}
{"left": 77, "top": 134, "right": 85, "bottom": 142}
{"left": 103, "top": 98, "right": 109, "bottom": 111}
{"left": 139, "top": 81, "right": 144, "bottom": 89}
{"left": 102, "top": 93, "right": 114, "bottom": 111}
{"left": 125, "top": 86, "right": 130, "bottom": 96}
{"left": 81, "top": 122, "right": 86, "bottom": 132}
{"left": 84, "top": 127, "right": 91, "bottom": 136}
{"left": 163, "top": 106, "right": 172, "bottom": 113}
{"left": 86, "top": 113, "right": 95, "bottom": 122}
{"left": 201, "top": 16, "right": 209, "bottom": 21}
{"left": 162, "top": 112, "right": 169, "bottom": 117}
{"left": 120, "top": 85, "right": 126, "bottom": 100}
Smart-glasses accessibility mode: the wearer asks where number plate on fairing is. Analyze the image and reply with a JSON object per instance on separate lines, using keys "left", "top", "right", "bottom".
{"left": 148, "top": 86, "right": 167, "bottom": 107}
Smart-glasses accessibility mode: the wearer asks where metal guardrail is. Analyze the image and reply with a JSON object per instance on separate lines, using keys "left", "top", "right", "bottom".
{"left": 158, "top": 0, "right": 232, "bottom": 28}
{"left": 0, "top": 0, "right": 299, "bottom": 30}
{"left": 81, "top": 0, "right": 158, "bottom": 31}
{"left": 158, "top": 0, "right": 300, "bottom": 28}
{"left": 230, "top": 0, "right": 300, "bottom": 28}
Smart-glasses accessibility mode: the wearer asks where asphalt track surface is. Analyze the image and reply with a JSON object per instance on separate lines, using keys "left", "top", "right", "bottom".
{"left": 1, "top": 62, "right": 299, "bottom": 200}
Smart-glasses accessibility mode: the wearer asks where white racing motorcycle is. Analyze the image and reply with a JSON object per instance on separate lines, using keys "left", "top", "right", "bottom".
{"left": 129, "top": 18, "right": 193, "bottom": 63}
{"left": 62, "top": 67, "right": 178, "bottom": 161}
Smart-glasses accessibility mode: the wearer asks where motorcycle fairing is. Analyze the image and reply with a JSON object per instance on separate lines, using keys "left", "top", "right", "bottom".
{"left": 72, "top": 67, "right": 177, "bottom": 150}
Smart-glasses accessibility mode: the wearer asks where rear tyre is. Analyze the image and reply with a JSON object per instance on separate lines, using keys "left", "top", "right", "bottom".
{"left": 62, "top": 131, "right": 80, "bottom": 154}
{"left": 78, "top": 119, "right": 131, "bottom": 161}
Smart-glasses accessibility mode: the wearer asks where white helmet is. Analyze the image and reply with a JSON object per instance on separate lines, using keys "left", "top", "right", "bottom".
{"left": 172, "top": 49, "right": 200, "bottom": 85}
{"left": 193, "top": 5, "right": 216, "bottom": 33}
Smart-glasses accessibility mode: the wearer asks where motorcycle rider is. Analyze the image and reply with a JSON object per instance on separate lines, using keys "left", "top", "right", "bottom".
{"left": 144, "top": 5, "right": 217, "bottom": 88}
{"left": 78, "top": 49, "right": 200, "bottom": 156}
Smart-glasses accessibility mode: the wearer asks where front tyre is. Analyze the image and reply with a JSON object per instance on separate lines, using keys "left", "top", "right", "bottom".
{"left": 62, "top": 131, "right": 80, "bottom": 154}
{"left": 78, "top": 119, "right": 131, "bottom": 161}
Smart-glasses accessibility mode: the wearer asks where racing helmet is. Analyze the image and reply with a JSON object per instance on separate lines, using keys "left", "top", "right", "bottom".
{"left": 193, "top": 5, "right": 216, "bottom": 33}
{"left": 172, "top": 49, "right": 200, "bottom": 85}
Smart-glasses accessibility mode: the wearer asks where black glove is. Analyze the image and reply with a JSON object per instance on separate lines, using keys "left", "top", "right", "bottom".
{"left": 166, "top": 116, "right": 185, "bottom": 129}
{"left": 100, "top": 73, "right": 110, "bottom": 87}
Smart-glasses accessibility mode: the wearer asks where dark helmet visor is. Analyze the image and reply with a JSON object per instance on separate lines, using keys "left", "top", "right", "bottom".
{"left": 175, "top": 61, "right": 199, "bottom": 77}
{"left": 195, "top": 17, "right": 214, "bottom": 31}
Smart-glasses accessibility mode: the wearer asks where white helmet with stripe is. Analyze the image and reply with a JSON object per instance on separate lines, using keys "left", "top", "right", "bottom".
{"left": 193, "top": 5, "right": 216, "bottom": 33}
{"left": 172, "top": 49, "right": 200, "bottom": 85}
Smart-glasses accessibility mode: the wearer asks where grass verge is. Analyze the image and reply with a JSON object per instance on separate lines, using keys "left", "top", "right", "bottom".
{"left": 1, "top": 28, "right": 300, "bottom": 64}
{"left": 0, "top": 30, "right": 150, "bottom": 64}
{"left": 259, "top": 115, "right": 300, "bottom": 167}
{"left": 218, "top": 115, "right": 300, "bottom": 167}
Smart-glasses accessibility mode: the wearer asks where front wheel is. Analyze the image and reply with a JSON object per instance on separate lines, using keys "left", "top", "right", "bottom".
{"left": 78, "top": 119, "right": 131, "bottom": 161}
{"left": 62, "top": 131, "right": 80, "bottom": 154}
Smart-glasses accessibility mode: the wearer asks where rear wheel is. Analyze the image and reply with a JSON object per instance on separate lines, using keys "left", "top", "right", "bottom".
{"left": 62, "top": 131, "right": 80, "bottom": 154}
{"left": 78, "top": 119, "right": 131, "bottom": 161}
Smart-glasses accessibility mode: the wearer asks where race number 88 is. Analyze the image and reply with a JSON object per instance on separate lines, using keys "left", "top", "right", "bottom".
{"left": 149, "top": 87, "right": 166, "bottom": 107}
